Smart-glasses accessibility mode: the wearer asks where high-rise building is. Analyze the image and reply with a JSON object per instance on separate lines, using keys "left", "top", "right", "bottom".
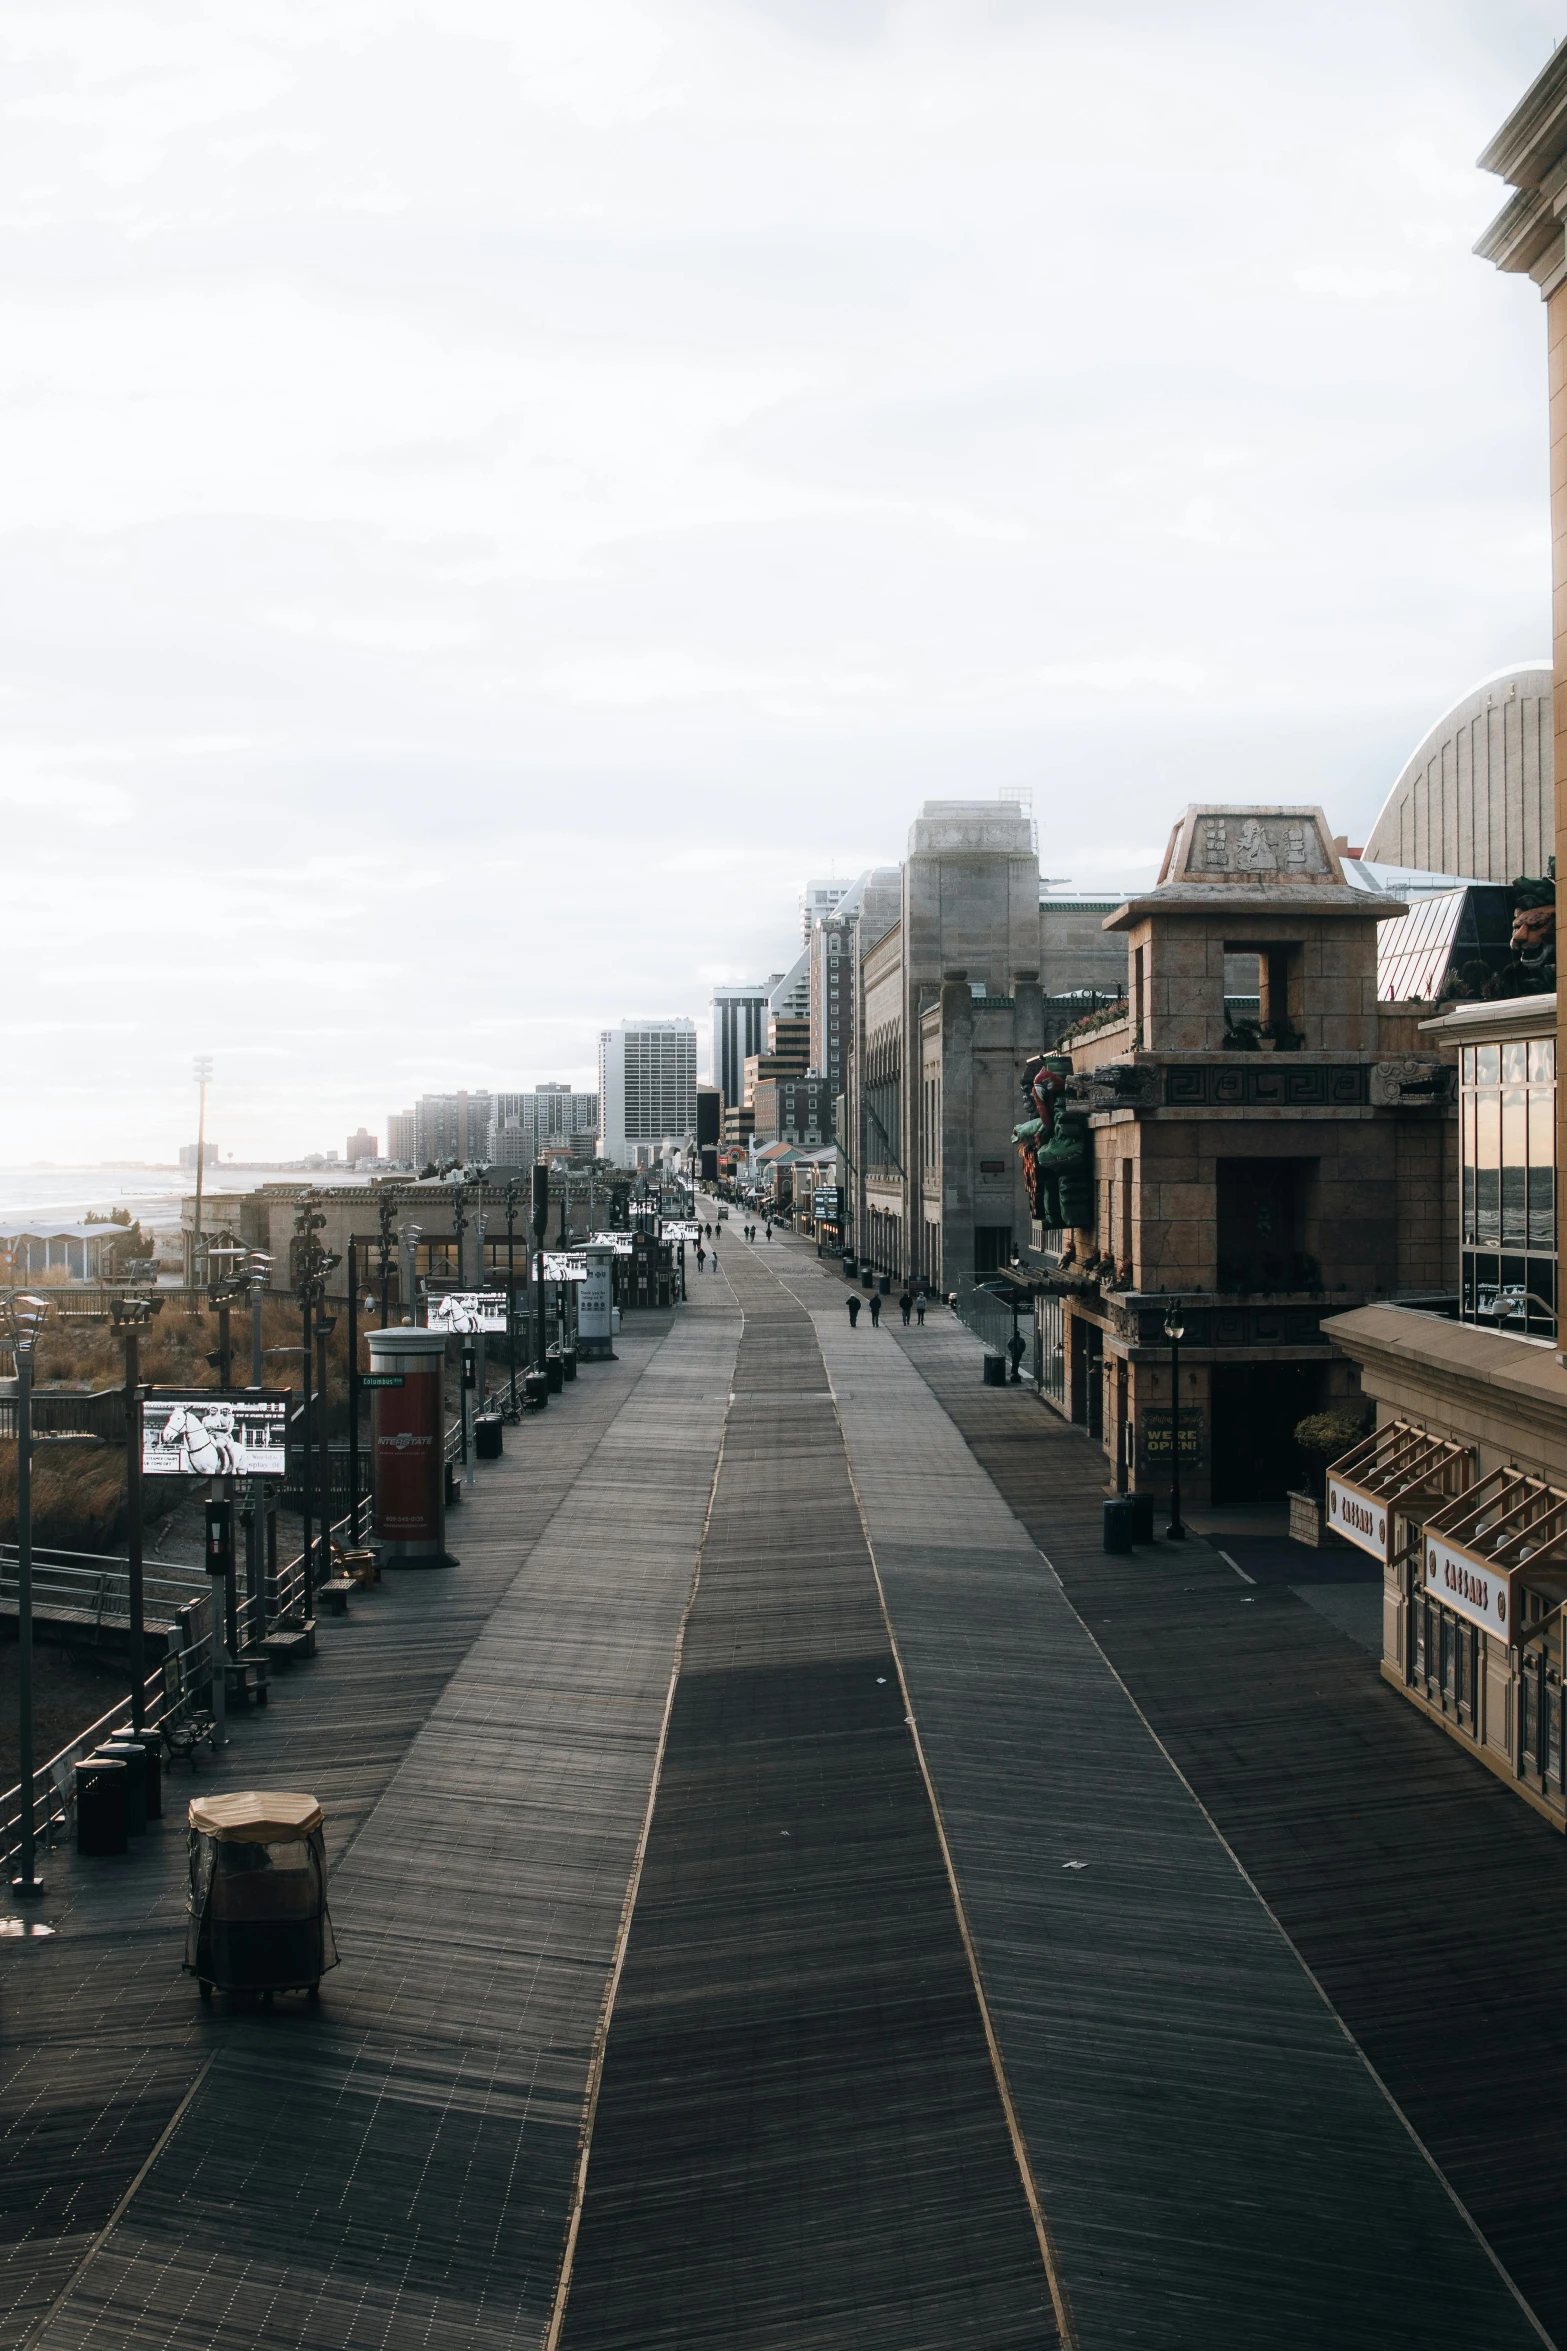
{"left": 710, "top": 982, "right": 779, "bottom": 1109}
{"left": 770, "top": 948, "right": 811, "bottom": 1023}
{"left": 413, "top": 1091, "right": 492, "bottom": 1168}
{"left": 598, "top": 1021, "right": 697, "bottom": 1167}
{"left": 801, "top": 879, "right": 850, "bottom": 942}
{"left": 490, "top": 1086, "right": 600, "bottom": 1165}
{"left": 809, "top": 867, "right": 901, "bottom": 1118}
{"left": 345, "top": 1128, "right": 378, "bottom": 1164}
{"left": 387, "top": 1110, "right": 416, "bottom": 1163}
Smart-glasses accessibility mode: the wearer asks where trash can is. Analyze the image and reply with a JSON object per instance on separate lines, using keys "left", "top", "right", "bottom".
{"left": 474, "top": 1413, "right": 503, "bottom": 1461}
{"left": 841, "top": 1255, "right": 856, "bottom": 1278}
{"left": 1103, "top": 1497, "right": 1135, "bottom": 1554}
{"left": 76, "top": 1756, "right": 129, "bottom": 1856}
{"left": 561, "top": 1346, "right": 578, "bottom": 1382}
{"left": 1126, "top": 1492, "right": 1155, "bottom": 1544}
{"left": 982, "top": 1353, "right": 1007, "bottom": 1387}
{"left": 546, "top": 1349, "right": 564, "bottom": 1394}
{"left": 523, "top": 1368, "right": 550, "bottom": 1411}
{"left": 99, "top": 1739, "right": 150, "bottom": 1834}
{"left": 879, "top": 1274, "right": 891, "bottom": 1295}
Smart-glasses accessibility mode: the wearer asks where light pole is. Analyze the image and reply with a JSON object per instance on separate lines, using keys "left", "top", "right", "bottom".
{"left": 3, "top": 1295, "right": 48, "bottom": 1896}
{"left": 532, "top": 1162, "right": 550, "bottom": 1385}
{"left": 110, "top": 1295, "right": 160, "bottom": 1734}
{"left": 504, "top": 1178, "right": 522, "bottom": 1411}
{"left": 1163, "top": 1301, "right": 1187, "bottom": 1542}
{"left": 191, "top": 1055, "right": 214, "bottom": 1293}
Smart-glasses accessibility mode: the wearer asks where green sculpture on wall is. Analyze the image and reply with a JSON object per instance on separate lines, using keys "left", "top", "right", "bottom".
{"left": 1014, "top": 1053, "right": 1093, "bottom": 1230}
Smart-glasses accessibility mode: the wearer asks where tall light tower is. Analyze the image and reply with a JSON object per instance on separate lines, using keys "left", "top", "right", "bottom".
{"left": 191, "top": 1055, "right": 214, "bottom": 1293}
{"left": 3, "top": 1293, "right": 50, "bottom": 1897}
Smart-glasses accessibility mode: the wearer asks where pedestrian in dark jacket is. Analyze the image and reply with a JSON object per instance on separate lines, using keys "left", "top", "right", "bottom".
{"left": 869, "top": 1292, "right": 882, "bottom": 1327}
{"left": 846, "top": 1294, "right": 861, "bottom": 1327}
{"left": 915, "top": 1295, "right": 926, "bottom": 1327}
{"left": 898, "top": 1290, "right": 912, "bottom": 1326}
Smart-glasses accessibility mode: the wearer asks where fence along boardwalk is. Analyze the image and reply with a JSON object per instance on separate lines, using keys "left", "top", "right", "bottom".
{"left": 763, "top": 1238, "right": 1546, "bottom": 2351}
{"left": 3, "top": 1304, "right": 738, "bottom": 2351}
{"left": 557, "top": 1252, "right": 1057, "bottom": 2351}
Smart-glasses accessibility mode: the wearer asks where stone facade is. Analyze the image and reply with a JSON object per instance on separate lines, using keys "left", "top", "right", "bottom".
{"left": 1046, "top": 805, "right": 1462, "bottom": 1507}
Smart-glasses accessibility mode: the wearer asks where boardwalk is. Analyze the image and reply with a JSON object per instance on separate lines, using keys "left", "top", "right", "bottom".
{"left": 1, "top": 1229, "right": 1560, "bottom": 2349}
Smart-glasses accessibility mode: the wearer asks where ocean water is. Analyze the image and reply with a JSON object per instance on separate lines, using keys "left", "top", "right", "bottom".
{"left": 0, "top": 1166, "right": 379, "bottom": 1228}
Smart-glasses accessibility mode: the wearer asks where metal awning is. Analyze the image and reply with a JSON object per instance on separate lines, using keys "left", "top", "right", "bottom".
{"left": 1419, "top": 1468, "right": 1567, "bottom": 1646}
{"left": 1325, "top": 1421, "right": 1472, "bottom": 1562}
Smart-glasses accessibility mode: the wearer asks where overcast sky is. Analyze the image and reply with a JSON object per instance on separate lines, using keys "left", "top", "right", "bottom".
{"left": 5, "top": 0, "right": 1563, "bottom": 1163}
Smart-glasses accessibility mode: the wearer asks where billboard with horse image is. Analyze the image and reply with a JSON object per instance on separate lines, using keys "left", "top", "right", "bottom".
{"left": 142, "top": 1391, "right": 290, "bottom": 1478}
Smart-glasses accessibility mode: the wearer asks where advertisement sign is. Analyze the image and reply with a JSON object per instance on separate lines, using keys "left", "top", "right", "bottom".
{"left": 142, "top": 1392, "right": 289, "bottom": 1479}
{"left": 1326, "top": 1475, "right": 1390, "bottom": 1563}
{"left": 663, "top": 1221, "right": 702, "bottom": 1243}
{"left": 426, "top": 1290, "right": 508, "bottom": 1333}
{"left": 369, "top": 1341, "right": 445, "bottom": 1556}
{"left": 580, "top": 1243, "right": 614, "bottom": 1350}
{"left": 588, "top": 1231, "right": 635, "bottom": 1256}
{"left": 813, "top": 1188, "right": 840, "bottom": 1215}
{"left": 537, "top": 1252, "right": 587, "bottom": 1282}
{"left": 1138, "top": 1410, "right": 1203, "bottom": 1464}
{"left": 1423, "top": 1535, "right": 1511, "bottom": 1639}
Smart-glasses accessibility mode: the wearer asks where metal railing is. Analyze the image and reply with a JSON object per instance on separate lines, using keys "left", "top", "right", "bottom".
{"left": 950, "top": 1276, "right": 1018, "bottom": 1361}
{"left": 0, "top": 1390, "right": 127, "bottom": 1442}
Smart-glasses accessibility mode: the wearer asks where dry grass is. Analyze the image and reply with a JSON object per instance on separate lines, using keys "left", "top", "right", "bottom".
{"left": 1, "top": 1297, "right": 366, "bottom": 1549}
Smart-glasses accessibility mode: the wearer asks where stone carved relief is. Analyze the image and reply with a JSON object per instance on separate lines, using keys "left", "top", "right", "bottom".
{"left": 1186, "top": 814, "right": 1328, "bottom": 878}
{"left": 1368, "top": 1058, "right": 1454, "bottom": 1108}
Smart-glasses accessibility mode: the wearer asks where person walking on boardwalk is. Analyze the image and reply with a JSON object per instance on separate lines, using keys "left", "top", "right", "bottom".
{"left": 898, "top": 1289, "right": 912, "bottom": 1326}
{"left": 914, "top": 1293, "right": 926, "bottom": 1327}
{"left": 868, "top": 1291, "right": 882, "bottom": 1328}
{"left": 695, "top": 1242, "right": 706, "bottom": 1273}
{"left": 846, "top": 1293, "right": 861, "bottom": 1327}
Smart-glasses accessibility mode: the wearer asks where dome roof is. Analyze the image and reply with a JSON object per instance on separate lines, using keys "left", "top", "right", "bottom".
{"left": 1364, "top": 665, "right": 1553, "bottom": 882}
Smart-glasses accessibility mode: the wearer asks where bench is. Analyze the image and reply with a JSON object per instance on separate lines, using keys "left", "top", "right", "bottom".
{"left": 164, "top": 1711, "right": 216, "bottom": 1767}
{"left": 334, "top": 1548, "right": 378, "bottom": 1589}
{"left": 225, "top": 1654, "right": 271, "bottom": 1707}
{"left": 318, "top": 1577, "right": 356, "bottom": 1617}
{"left": 262, "top": 1619, "right": 317, "bottom": 1664}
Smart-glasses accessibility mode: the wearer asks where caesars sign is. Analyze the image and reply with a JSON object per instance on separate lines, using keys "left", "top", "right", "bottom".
{"left": 1325, "top": 1474, "right": 1389, "bottom": 1563}
{"left": 1423, "top": 1535, "right": 1511, "bottom": 1639}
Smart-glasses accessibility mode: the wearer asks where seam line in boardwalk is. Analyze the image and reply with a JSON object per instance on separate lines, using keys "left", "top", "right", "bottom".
{"left": 543, "top": 1354, "right": 737, "bottom": 2351}
{"left": 830, "top": 1380, "right": 1079, "bottom": 2351}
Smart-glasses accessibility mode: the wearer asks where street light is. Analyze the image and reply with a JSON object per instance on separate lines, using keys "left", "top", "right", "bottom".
{"left": 3, "top": 1293, "right": 50, "bottom": 1897}
{"left": 191, "top": 1056, "right": 214, "bottom": 1293}
{"left": 1163, "top": 1301, "right": 1187, "bottom": 1542}
{"left": 110, "top": 1294, "right": 161, "bottom": 1734}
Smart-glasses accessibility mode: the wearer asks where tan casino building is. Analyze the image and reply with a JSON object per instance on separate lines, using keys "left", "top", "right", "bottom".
{"left": 1317, "top": 46, "right": 1567, "bottom": 1827}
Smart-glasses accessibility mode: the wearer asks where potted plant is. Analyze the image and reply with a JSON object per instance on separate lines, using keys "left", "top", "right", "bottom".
{"left": 1288, "top": 1408, "right": 1366, "bottom": 1546}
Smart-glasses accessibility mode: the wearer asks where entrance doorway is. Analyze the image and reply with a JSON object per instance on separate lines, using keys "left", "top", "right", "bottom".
{"left": 1210, "top": 1362, "right": 1320, "bottom": 1505}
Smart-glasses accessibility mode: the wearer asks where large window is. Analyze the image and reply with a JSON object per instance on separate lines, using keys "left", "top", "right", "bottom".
{"left": 1460, "top": 1037, "right": 1556, "bottom": 1340}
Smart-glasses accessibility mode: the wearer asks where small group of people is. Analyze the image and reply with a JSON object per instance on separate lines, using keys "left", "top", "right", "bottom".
{"left": 737, "top": 1219, "right": 772, "bottom": 1243}
{"left": 845, "top": 1285, "right": 927, "bottom": 1330}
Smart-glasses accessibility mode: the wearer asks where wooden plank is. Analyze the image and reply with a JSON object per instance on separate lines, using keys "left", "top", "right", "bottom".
{"left": 765, "top": 1243, "right": 1544, "bottom": 2351}
{"left": 3, "top": 1309, "right": 737, "bottom": 2351}
{"left": 559, "top": 1256, "right": 1056, "bottom": 2351}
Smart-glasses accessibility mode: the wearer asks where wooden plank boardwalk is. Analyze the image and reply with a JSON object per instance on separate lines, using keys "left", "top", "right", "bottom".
{"left": 7, "top": 1224, "right": 1563, "bottom": 2349}
{"left": 862, "top": 1292, "right": 1567, "bottom": 2351}
{"left": 765, "top": 1239, "right": 1548, "bottom": 2351}
{"left": 5, "top": 1305, "right": 741, "bottom": 2351}
{"left": 557, "top": 1254, "right": 1056, "bottom": 2351}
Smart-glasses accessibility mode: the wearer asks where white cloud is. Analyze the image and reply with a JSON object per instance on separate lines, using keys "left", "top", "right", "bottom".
{"left": 0, "top": 0, "right": 1560, "bottom": 1160}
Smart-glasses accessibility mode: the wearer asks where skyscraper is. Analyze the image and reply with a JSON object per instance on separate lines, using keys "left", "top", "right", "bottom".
{"left": 598, "top": 1021, "right": 697, "bottom": 1167}
{"left": 710, "top": 982, "right": 779, "bottom": 1109}
{"left": 800, "top": 879, "right": 850, "bottom": 943}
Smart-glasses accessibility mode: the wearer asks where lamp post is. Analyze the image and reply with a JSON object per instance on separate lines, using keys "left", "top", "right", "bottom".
{"left": 4, "top": 1294, "right": 48, "bottom": 1897}
{"left": 532, "top": 1162, "right": 550, "bottom": 1384}
{"left": 191, "top": 1055, "right": 214, "bottom": 1293}
{"left": 504, "top": 1178, "right": 522, "bottom": 1412}
{"left": 110, "top": 1294, "right": 160, "bottom": 1734}
{"left": 1163, "top": 1301, "right": 1187, "bottom": 1542}
{"left": 376, "top": 1186, "right": 398, "bottom": 1328}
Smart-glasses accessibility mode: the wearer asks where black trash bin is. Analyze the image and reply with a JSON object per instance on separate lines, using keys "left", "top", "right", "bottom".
{"left": 561, "top": 1346, "right": 578, "bottom": 1382}
{"left": 982, "top": 1353, "right": 1007, "bottom": 1387}
{"left": 523, "top": 1368, "right": 550, "bottom": 1411}
{"left": 1126, "top": 1492, "right": 1155, "bottom": 1544}
{"left": 99, "top": 1739, "right": 149, "bottom": 1834}
{"left": 546, "top": 1349, "right": 564, "bottom": 1394}
{"left": 76, "top": 1756, "right": 129, "bottom": 1856}
{"left": 1103, "top": 1497, "right": 1135, "bottom": 1554}
{"left": 474, "top": 1413, "right": 503, "bottom": 1461}
{"left": 841, "top": 1255, "right": 856, "bottom": 1278}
